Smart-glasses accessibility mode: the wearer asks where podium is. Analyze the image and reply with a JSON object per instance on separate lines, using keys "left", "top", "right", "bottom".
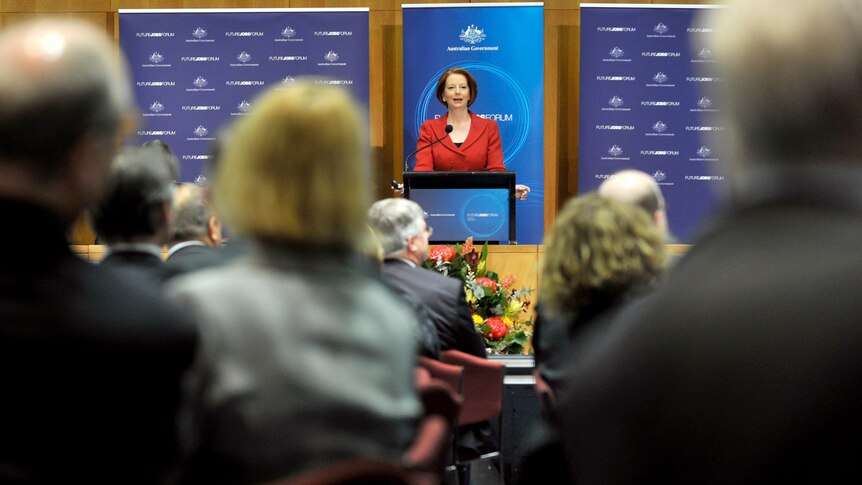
{"left": 404, "top": 171, "right": 516, "bottom": 244}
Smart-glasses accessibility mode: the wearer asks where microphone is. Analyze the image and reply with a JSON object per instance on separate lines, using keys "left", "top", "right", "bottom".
{"left": 403, "top": 124, "right": 453, "bottom": 172}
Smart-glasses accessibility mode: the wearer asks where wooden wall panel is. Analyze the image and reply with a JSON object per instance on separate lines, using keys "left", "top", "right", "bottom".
{"left": 2, "top": 1, "right": 111, "bottom": 12}
{"left": 654, "top": 0, "right": 722, "bottom": 4}
{"left": 1, "top": 11, "right": 110, "bottom": 29}
{"left": 487, "top": 245, "right": 540, "bottom": 295}
{"left": 542, "top": 7, "right": 558, "bottom": 232}
{"left": 114, "top": 1, "right": 187, "bottom": 8}
{"left": 546, "top": 0, "right": 649, "bottom": 6}
{"left": 487, "top": 245, "right": 540, "bottom": 322}
{"left": 74, "top": 245, "right": 167, "bottom": 262}
{"left": 369, "top": 8, "right": 401, "bottom": 201}
{"left": 544, "top": 7, "right": 578, "bottom": 225}
{"left": 291, "top": 0, "right": 403, "bottom": 8}
{"left": 114, "top": 1, "right": 289, "bottom": 8}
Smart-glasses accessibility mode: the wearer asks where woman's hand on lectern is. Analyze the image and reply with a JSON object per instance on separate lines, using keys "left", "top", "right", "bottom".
{"left": 515, "top": 184, "right": 530, "bottom": 201}
{"left": 391, "top": 180, "right": 404, "bottom": 197}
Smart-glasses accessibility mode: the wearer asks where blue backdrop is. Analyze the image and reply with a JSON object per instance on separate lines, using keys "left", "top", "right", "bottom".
{"left": 579, "top": 5, "right": 726, "bottom": 243}
{"left": 119, "top": 8, "right": 369, "bottom": 183}
{"left": 403, "top": 3, "right": 544, "bottom": 244}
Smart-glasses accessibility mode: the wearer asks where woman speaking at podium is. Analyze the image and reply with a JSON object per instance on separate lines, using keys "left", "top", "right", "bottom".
{"left": 413, "top": 67, "right": 530, "bottom": 200}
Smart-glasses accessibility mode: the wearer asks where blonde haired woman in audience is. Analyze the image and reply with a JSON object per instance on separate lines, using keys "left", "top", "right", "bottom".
{"left": 166, "top": 80, "right": 421, "bottom": 484}
{"left": 534, "top": 194, "right": 667, "bottom": 392}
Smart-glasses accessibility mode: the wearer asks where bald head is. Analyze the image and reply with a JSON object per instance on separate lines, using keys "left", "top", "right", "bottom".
{"left": 0, "top": 19, "right": 134, "bottom": 221}
{"left": 0, "top": 19, "right": 133, "bottom": 178}
{"left": 598, "top": 169, "right": 667, "bottom": 235}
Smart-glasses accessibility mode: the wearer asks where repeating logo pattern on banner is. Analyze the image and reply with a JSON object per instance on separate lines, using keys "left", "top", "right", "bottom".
{"left": 403, "top": 4, "right": 544, "bottom": 245}
{"left": 120, "top": 10, "right": 369, "bottom": 183}
{"left": 579, "top": 6, "right": 726, "bottom": 243}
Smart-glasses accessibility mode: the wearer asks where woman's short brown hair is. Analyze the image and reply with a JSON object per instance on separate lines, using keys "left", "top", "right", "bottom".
{"left": 435, "top": 67, "right": 478, "bottom": 107}
{"left": 540, "top": 194, "right": 667, "bottom": 319}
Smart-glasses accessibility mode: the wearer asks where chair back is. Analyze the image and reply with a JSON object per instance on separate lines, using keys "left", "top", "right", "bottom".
{"left": 412, "top": 366, "right": 463, "bottom": 482}
{"left": 414, "top": 366, "right": 432, "bottom": 388}
{"left": 402, "top": 415, "right": 451, "bottom": 485}
{"left": 439, "top": 350, "right": 505, "bottom": 426}
{"left": 417, "top": 356, "right": 464, "bottom": 396}
{"left": 416, "top": 379, "right": 462, "bottom": 427}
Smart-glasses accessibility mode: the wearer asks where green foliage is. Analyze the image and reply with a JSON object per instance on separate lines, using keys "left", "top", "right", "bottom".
{"left": 424, "top": 238, "right": 534, "bottom": 355}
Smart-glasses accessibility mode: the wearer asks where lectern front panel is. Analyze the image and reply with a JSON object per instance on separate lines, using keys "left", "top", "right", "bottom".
{"left": 410, "top": 187, "right": 510, "bottom": 244}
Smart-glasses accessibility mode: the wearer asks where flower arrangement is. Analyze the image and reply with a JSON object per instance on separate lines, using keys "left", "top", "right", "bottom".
{"left": 424, "top": 237, "right": 533, "bottom": 355}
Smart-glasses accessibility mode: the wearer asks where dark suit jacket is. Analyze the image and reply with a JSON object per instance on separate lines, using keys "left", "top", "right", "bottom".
{"left": 386, "top": 283, "right": 442, "bottom": 359}
{"left": 382, "top": 259, "right": 486, "bottom": 358}
{"left": 556, "top": 169, "right": 862, "bottom": 484}
{"left": 534, "top": 286, "right": 654, "bottom": 394}
{"left": 165, "top": 242, "right": 226, "bottom": 277}
{"left": 414, "top": 111, "right": 506, "bottom": 172}
{"left": 0, "top": 199, "right": 197, "bottom": 484}
{"left": 101, "top": 247, "right": 171, "bottom": 285}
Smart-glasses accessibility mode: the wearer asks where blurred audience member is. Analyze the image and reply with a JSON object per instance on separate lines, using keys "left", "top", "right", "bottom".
{"left": 369, "top": 198, "right": 486, "bottom": 358}
{"left": 521, "top": 195, "right": 665, "bottom": 485}
{"left": 368, "top": 197, "right": 496, "bottom": 460}
{"left": 534, "top": 194, "right": 666, "bottom": 392}
{"left": 555, "top": 1, "right": 862, "bottom": 482}
{"left": 166, "top": 81, "right": 421, "bottom": 484}
{"left": 141, "top": 139, "right": 179, "bottom": 180}
{"left": 0, "top": 19, "right": 196, "bottom": 483}
{"left": 361, "top": 224, "right": 441, "bottom": 359}
{"left": 598, "top": 169, "right": 671, "bottom": 240}
{"left": 195, "top": 127, "right": 251, "bottom": 261}
{"left": 142, "top": 138, "right": 173, "bottom": 156}
{"left": 91, "top": 145, "right": 176, "bottom": 285}
{"left": 165, "top": 183, "right": 224, "bottom": 276}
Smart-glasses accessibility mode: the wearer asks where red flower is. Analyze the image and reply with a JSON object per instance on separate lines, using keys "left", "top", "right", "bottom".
{"left": 429, "top": 245, "right": 456, "bottom": 262}
{"left": 463, "top": 250, "right": 480, "bottom": 266}
{"left": 462, "top": 237, "right": 474, "bottom": 254}
{"left": 501, "top": 274, "right": 516, "bottom": 290}
{"left": 484, "top": 316, "right": 508, "bottom": 341}
{"left": 475, "top": 277, "right": 498, "bottom": 292}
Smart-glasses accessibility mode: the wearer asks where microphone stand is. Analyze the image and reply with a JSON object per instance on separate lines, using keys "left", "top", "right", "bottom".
{"left": 403, "top": 124, "right": 453, "bottom": 172}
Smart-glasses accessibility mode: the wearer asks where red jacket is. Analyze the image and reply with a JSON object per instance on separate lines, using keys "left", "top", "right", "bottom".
{"left": 413, "top": 111, "right": 506, "bottom": 172}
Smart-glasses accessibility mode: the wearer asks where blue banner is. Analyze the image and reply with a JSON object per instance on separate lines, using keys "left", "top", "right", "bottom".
{"left": 119, "top": 8, "right": 369, "bottom": 183}
{"left": 403, "top": 3, "right": 544, "bottom": 244}
{"left": 578, "top": 5, "right": 726, "bottom": 243}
